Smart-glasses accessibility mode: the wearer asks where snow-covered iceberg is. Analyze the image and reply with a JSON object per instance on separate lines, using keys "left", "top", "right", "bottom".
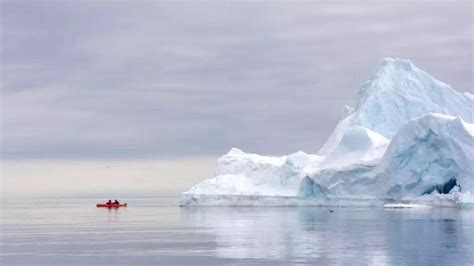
{"left": 181, "top": 58, "right": 474, "bottom": 207}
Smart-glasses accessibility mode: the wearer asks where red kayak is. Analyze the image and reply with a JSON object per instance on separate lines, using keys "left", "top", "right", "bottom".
{"left": 96, "top": 203, "right": 128, "bottom": 208}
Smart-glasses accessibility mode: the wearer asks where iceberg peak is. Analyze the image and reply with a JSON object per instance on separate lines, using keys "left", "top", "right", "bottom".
{"left": 319, "top": 58, "right": 473, "bottom": 155}
{"left": 226, "top": 147, "right": 245, "bottom": 156}
{"left": 378, "top": 57, "right": 415, "bottom": 72}
{"left": 358, "top": 57, "right": 433, "bottom": 103}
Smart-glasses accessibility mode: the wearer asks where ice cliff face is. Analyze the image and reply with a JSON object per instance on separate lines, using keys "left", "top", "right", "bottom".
{"left": 181, "top": 58, "right": 474, "bottom": 207}
{"left": 375, "top": 114, "right": 474, "bottom": 199}
{"left": 305, "top": 114, "right": 474, "bottom": 202}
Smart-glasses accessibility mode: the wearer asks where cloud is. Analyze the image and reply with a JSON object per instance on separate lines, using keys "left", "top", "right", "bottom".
{"left": 1, "top": 0, "right": 472, "bottom": 159}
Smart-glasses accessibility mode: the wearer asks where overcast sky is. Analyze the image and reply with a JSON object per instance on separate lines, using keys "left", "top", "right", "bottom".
{"left": 1, "top": 0, "right": 473, "bottom": 161}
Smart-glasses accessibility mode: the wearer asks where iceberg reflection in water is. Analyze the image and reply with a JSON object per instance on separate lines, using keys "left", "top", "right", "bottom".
{"left": 181, "top": 206, "right": 473, "bottom": 264}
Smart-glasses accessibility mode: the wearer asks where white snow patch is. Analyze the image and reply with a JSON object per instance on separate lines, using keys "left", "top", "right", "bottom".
{"left": 321, "top": 126, "right": 389, "bottom": 168}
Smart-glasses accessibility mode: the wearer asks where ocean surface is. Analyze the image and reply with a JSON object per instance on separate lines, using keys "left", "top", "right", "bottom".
{"left": 1, "top": 197, "right": 473, "bottom": 265}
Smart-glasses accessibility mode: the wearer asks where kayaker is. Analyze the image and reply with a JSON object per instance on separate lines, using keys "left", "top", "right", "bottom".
{"left": 113, "top": 199, "right": 120, "bottom": 204}
{"left": 106, "top": 200, "right": 112, "bottom": 204}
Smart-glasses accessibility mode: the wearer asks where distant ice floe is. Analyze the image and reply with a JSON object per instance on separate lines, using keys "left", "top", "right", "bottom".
{"left": 181, "top": 58, "right": 474, "bottom": 207}
{"left": 383, "top": 203, "right": 431, "bottom": 209}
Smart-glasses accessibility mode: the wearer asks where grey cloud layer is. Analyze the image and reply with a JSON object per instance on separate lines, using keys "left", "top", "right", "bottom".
{"left": 1, "top": 1, "right": 472, "bottom": 159}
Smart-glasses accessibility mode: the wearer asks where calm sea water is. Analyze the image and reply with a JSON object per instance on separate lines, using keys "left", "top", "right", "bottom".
{"left": 1, "top": 197, "right": 473, "bottom": 265}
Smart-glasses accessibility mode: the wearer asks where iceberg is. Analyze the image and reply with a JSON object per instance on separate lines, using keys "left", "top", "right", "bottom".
{"left": 181, "top": 58, "right": 474, "bottom": 207}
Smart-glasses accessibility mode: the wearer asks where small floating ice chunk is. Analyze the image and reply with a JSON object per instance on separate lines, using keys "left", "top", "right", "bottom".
{"left": 383, "top": 203, "right": 432, "bottom": 209}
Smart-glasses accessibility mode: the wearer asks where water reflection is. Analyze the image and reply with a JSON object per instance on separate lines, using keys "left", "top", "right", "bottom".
{"left": 1, "top": 198, "right": 472, "bottom": 265}
{"left": 383, "top": 209, "right": 470, "bottom": 265}
{"left": 180, "top": 207, "right": 473, "bottom": 264}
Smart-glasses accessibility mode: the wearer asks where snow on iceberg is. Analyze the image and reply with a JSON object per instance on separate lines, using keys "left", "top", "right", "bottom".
{"left": 183, "top": 148, "right": 323, "bottom": 197}
{"left": 321, "top": 125, "right": 389, "bottom": 169}
{"left": 181, "top": 58, "right": 474, "bottom": 207}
